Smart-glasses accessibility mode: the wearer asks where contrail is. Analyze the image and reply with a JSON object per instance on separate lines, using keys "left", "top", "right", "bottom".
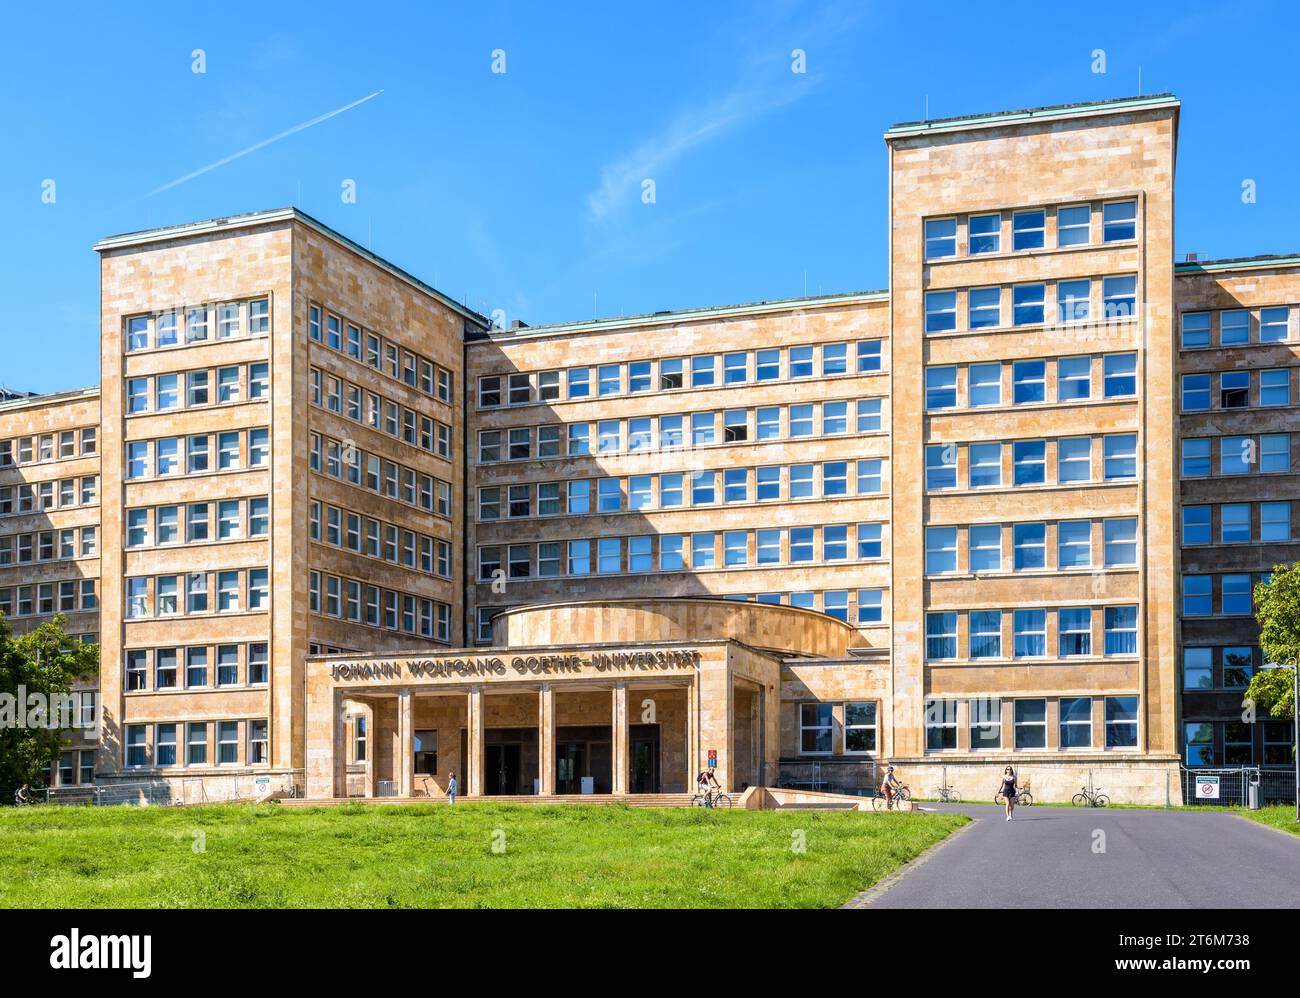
{"left": 147, "top": 89, "right": 384, "bottom": 196}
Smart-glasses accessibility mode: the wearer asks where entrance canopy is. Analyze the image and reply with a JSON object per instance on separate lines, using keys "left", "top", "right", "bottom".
{"left": 305, "top": 597, "right": 858, "bottom": 800}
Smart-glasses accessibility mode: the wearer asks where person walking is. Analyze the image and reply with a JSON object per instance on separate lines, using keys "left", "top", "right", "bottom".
{"left": 998, "top": 766, "right": 1018, "bottom": 821}
{"left": 447, "top": 770, "right": 457, "bottom": 805}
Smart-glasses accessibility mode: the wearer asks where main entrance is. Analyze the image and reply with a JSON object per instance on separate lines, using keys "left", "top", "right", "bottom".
{"left": 630, "top": 725, "right": 661, "bottom": 793}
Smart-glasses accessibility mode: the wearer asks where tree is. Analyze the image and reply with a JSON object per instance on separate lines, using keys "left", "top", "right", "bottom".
{"left": 0, "top": 614, "right": 99, "bottom": 791}
{"left": 1246, "top": 565, "right": 1300, "bottom": 721}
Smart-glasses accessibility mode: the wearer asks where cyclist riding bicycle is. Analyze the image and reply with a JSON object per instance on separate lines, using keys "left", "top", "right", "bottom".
{"left": 880, "top": 765, "right": 900, "bottom": 805}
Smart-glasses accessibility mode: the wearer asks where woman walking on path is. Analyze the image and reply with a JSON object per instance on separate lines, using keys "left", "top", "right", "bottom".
{"left": 998, "top": 766, "right": 1018, "bottom": 821}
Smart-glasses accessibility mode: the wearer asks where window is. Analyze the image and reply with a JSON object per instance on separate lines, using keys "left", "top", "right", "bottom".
{"left": 1013, "top": 440, "right": 1046, "bottom": 485}
{"left": 1102, "top": 353, "right": 1136, "bottom": 398}
{"left": 1056, "top": 204, "right": 1090, "bottom": 246}
{"left": 857, "top": 398, "right": 882, "bottom": 432}
{"left": 789, "top": 405, "right": 814, "bottom": 437}
{"left": 629, "top": 535, "right": 653, "bottom": 573}
{"left": 856, "top": 340, "right": 882, "bottom": 373}
{"left": 1012, "top": 209, "right": 1045, "bottom": 250}
{"left": 970, "top": 698, "right": 1002, "bottom": 750}
{"left": 1013, "top": 522, "right": 1047, "bottom": 570}
{"left": 1012, "top": 284, "right": 1044, "bottom": 325}
{"left": 969, "top": 611, "right": 1001, "bottom": 658}
{"left": 857, "top": 589, "right": 883, "bottom": 624}
{"left": 1059, "top": 697, "right": 1093, "bottom": 748}
{"left": 1260, "top": 307, "right": 1290, "bottom": 343}
{"left": 1222, "top": 574, "right": 1252, "bottom": 615}
{"left": 1260, "top": 369, "right": 1289, "bottom": 406}
{"left": 1220, "top": 371, "right": 1249, "bottom": 409}
{"left": 1219, "top": 309, "right": 1249, "bottom": 345}
{"left": 1012, "top": 360, "right": 1046, "bottom": 404}
{"left": 186, "top": 722, "right": 209, "bottom": 766}
{"left": 1183, "top": 647, "right": 1212, "bottom": 690}
{"left": 1262, "top": 434, "right": 1290, "bottom": 473}
{"left": 1014, "top": 699, "right": 1046, "bottom": 749}
{"left": 1057, "top": 520, "right": 1091, "bottom": 568}
{"left": 1102, "top": 275, "right": 1136, "bottom": 319}
{"left": 1262, "top": 502, "right": 1291, "bottom": 542}
{"left": 125, "top": 725, "right": 147, "bottom": 767}
{"left": 800, "top": 704, "right": 833, "bottom": 754}
{"left": 1182, "top": 505, "right": 1210, "bottom": 546}
{"left": 968, "top": 442, "right": 1001, "bottom": 488}
{"left": 844, "top": 703, "right": 877, "bottom": 752}
{"left": 969, "top": 363, "right": 1001, "bottom": 406}
{"left": 691, "top": 355, "right": 716, "bottom": 387}
{"left": 1223, "top": 647, "right": 1255, "bottom": 689}
{"left": 925, "top": 527, "right": 958, "bottom": 574}
{"left": 925, "top": 291, "right": 957, "bottom": 333}
{"left": 127, "top": 316, "right": 150, "bottom": 352}
{"left": 658, "top": 359, "right": 682, "bottom": 391}
{"left": 659, "top": 535, "right": 685, "bottom": 571}
{"left": 567, "top": 540, "right": 590, "bottom": 576}
{"left": 1104, "top": 606, "right": 1138, "bottom": 655}
{"left": 248, "top": 644, "right": 268, "bottom": 685}
{"left": 1182, "top": 438, "right": 1211, "bottom": 477}
{"left": 968, "top": 213, "right": 1000, "bottom": 254}
{"left": 1059, "top": 608, "right": 1091, "bottom": 656}
{"left": 822, "top": 401, "right": 847, "bottom": 434}
{"left": 1221, "top": 503, "right": 1251, "bottom": 543}
{"left": 1103, "top": 434, "right": 1137, "bottom": 480}
{"left": 823, "top": 344, "right": 848, "bottom": 376}
{"left": 1104, "top": 518, "right": 1137, "bottom": 566}
{"left": 125, "top": 650, "right": 147, "bottom": 691}
{"left": 926, "top": 612, "right": 957, "bottom": 660}
{"left": 1102, "top": 200, "right": 1136, "bottom": 242}
{"left": 925, "top": 367, "right": 957, "bottom": 409}
{"left": 1057, "top": 357, "right": 1091, "bottom": 401}
{"left": 969, "top": 524, "right": 1001, "bottom": 572}
{"left": 598, "top": 365, "right": 620, "bottom": 396}
{"left": 788, "top": 527, "right": 814, "bottom": 564}
{"left": 1182, "top": 575, "right": 1211, "bottom": 616}
{"left": 925, "top": 699, "right": 958, "bottom": 750}
{"left": 1180, "top": 311, "right": 1210, "bottom": 349}
{"left": 1013, "top": 609, "right": 1046, "bottom": 658}
{"left": 857, "top": 459, "right": 883, "bottom": 494}
{"left": 924, "top": 218, "right": 956, "bottom": 259}
{"left": 968, "top": 287, "right": 1001, "bottom": 329}
{"left": 1180, "top": 374, "right": 1210, "bottom": 412}
{"left": 925, "top": 445, "right": 956, "bottom": 490}
{"left": 1105, "top": 696, "right": 1138, "bottom": 748}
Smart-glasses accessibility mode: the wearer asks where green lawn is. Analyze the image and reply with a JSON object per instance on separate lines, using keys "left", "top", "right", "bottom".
{"left": 0, "top": 802, "right": 966, "bottom": 908}
{"left": 1239, "top": 805, "right": 1300, "bottom": 836}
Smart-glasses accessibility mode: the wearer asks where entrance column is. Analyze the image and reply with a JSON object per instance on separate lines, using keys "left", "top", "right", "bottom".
{"left": 612, "top": 682, "right": 629, "bottom": 795}
{"left": 467, "top": 686, "right": 485, "bottom": 797}
{"left": 330, "top": 691, "right": 349, "bottom": 798}
{"left": 539, "top": 684, "right": 556, "bottom": 796}
{"left": 397, "top": 689, "right": 414, "bottom": 798}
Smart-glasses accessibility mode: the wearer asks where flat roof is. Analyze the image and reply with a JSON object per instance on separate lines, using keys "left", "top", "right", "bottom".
{"left": 471, "top": 289, "right": 888, "bottom": 344}
{"left": 886, "top": 93, "right": 1179, "bottom": 139}
{"left": 0, "top": 385, "right": 98, "bottom": 414}
{"left": 1175, "top": 252, "right": 1300, "bottom": 275}
{"left": 94, "top": 207, "right": 490, "bottom": 328}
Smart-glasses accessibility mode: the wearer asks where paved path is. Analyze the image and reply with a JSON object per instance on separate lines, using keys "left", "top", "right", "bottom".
{"left": 858, "top": 804, "right": 1300, "bottom": 909}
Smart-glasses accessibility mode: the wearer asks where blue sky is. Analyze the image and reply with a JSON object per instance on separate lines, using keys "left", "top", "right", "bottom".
{"left": 1, "top": 0, "right": 1296, "bottom": 392}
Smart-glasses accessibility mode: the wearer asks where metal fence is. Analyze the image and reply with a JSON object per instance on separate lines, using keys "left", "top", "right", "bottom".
{"left": 777, "top": 759, "right": 879, "bottom": 796}
{"left": 1182, "top": 767, "right": 1297, "bottom": 807}
{"left": 4, "top": 771, "right": 305, "bottom": 808}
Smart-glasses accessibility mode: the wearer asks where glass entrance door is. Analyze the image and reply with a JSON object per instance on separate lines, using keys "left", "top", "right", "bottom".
{"left": 629, "top": 725, "right": 660, "bottom": 793}
{"left": 556, "top": 742, "right": 586, "bottom": 794}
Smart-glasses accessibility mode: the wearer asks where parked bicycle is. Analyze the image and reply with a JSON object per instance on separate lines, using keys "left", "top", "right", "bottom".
{"left": 995, "top": 788, "right": 1034, "bottom": 807}
{"left": 871, "top": 783, "right": 911, "bottom": 811}
{"left": 1072, "top": 785, "right": 1109, "bottom": 807}
{"left": 933, "top": 784, "right": 961, "bottom": 803}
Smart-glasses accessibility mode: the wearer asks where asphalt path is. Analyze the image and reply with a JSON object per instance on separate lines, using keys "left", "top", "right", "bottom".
{"left": 858, "top": 803, "right": 1300, "bottom": 908}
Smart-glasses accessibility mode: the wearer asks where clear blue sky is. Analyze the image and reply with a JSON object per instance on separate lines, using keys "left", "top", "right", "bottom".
{"left": 2, "top": 0, "right": 1296, "bottom": 392}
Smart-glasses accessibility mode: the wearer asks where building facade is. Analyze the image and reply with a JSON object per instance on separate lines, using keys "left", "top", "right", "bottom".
{"left": 3, "top": 93, "right": 1295, "bottom": 804}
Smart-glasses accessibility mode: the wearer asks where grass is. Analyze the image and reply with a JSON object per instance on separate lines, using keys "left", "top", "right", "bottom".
{"left": 0, "top": 802, "right": 966, "bottom": 909}
{"left": 1239, "top": 804, "right": 1300, "bottom": 836}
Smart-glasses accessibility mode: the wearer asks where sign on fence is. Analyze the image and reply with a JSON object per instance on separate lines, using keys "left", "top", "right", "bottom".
{"left": 1196, "top": 775, "right": 1220, "bottom": 800}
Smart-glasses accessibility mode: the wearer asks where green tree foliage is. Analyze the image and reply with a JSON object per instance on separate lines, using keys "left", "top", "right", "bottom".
{"left": 0, "top": 614, "right": 99, "bottom": 791}
{"left": 1247, "top": 566, "right": 1300, "bottom": 721}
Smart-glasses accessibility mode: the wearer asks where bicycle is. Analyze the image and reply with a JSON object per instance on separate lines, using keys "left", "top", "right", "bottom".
{"left": 871, "top": 783, "right": 911, "bottom": 811}
{"left": 1072, "top": 785, "right": 1109, "bottom": 807}
{"left": 995, "top": 789, "right": 1034, "bottom": 807}
{"left": 933, "top": 785, "right": 960, "bottom": 803}
{"left": 691, "top": 787, "right": 733, "bottom": 809}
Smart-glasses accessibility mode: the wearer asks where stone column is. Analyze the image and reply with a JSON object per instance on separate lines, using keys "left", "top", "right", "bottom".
{"left": 329, "top": 691, "right": 348, "bottom": 799}
{"left": 467, "top": 686, "right": 484, "bottom": 797}
{"left": 539, "top": 684, "right": 556, "bottom": 796}
{"left": 397, "top": 689, "right": 414, "bottom": 798}
{"left": 612, "top": 682, "right": 629, "bottom": 795}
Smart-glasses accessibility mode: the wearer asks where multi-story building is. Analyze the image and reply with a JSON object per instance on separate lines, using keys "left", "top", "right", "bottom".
{"left": 1175, "top": 255, "right": 1300, "bottom": 772}
{"left": 0, "top": 387, "right": 102, "bottom": 789}
{"left": 90, "top": 209, "right": 480, "bottom": 795}
{"left": 4, "top": 94, "right": 1296, "bottom": 803}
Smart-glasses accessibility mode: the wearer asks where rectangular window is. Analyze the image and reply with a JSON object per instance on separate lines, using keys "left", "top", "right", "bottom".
{"left": 969, "top": 611, "right": 1001, "bottom": 659}
{"left": 1058, "top": 608, "right": 1091, "bottom": 656}
{"left": 1012, "top": 360, "right": 1046, "bottom": 404}
{"left": 925, "top": 291, "right": 957, "bottom": 333}
{"left": 1105, "top": 696, "right": 1138, "bottom": 748}
{"left": 1104, "top": 518, "right": 1138, "bottom": 566}
{"left": 1182, "top": 575, "right": 1212, "bottom": 616}
{"left": 1012, "top": 284, "right": 1045, "bottom": 326}
{"left": 970, "top": 698, "right": 1002, "bottom": 750}
{"left": 968, "top": 287, "right": 1001, "bottom": 329}
{"left": 925, "top": 700, "right": 958, "bottom": 750}
{"left": 1183, "top": 647, "right": 1212, "bottom": 690}
{"left": 969, "top": 363, "right": 1001, "bottom": 406}
{"left": 1103, "top": 434, "right": 1137, "bottom": 480}
{"left": 1181, "top": 311, "right": 1210, "bottom": 348}
{"left": 800, "top": 704, "right": 833, "bottom": 754}
{"left": 1220, "top": 371, "right": 1249, "bottom": 409}
{"left": 926, "top": 612, "right": 957, "bottom": 660}
{"left": 968, "top": 213, "right": 1000, "bottom": 254}
{"left": 1013, "top": 522, "right": 1046, "bottom": 570}
{"left": 1013, "top": 440, "right": 1046, "bottom": 485}
{"left": 925, "top": 527, "right": 958, "bottom": 574}
{"left": 1012, "top": 209, "right": 1045, "bottom": 250}
{"left": 924, "top": 218, "right": 957, "bottom": 259}
{"left": 1057, "top": 279, "right": 1091, "bottom": 323}
{"left": 856, "top": 340, "right": 882, "bottom": 373}
{"left": 1057, "top": 356, "right": 1091, "bottom": 401}
{"left": 1060, "top": 697, "right": 1093, "bottom": 748}
{"left": 1102, "top": 275, "right": 1137, "bottom": 319}
{"left": 1222, "top": 573, "right": 1252, "bottom": 615}
{"left": 1262, "top": 501, "right": 1291, "bottom": 542}
{"left": 1104, "top": 606, "right": 1138, "bottom": 655}
{"left": 844, "top": 702, "right": 877, "bottom": 753}
{"left": 1013, "top": 609, "right": 1046, "bottom": 658}
{"left": 1056, "top": 204, "right": 1090, "bottom": 246}
{"left": 1260, "top": 368, "right": 1289, "bottom": 406}
{"left": 969, "top": 524, "right": 1001, "bottom": 572}
{"left": 1102, "top": 200, "right": 1136, "bottom": 242}
{"left": 925, "top": 445, "right": 956, "bottom": 490}
{"left": 1219, "top": 309, "right": 1249, "bottom": 345}
{"left": 1057, "top": 520, "right": 1092, "bottom": 568}
{"left": 1015, "top": 699, "right": 1047, "bottom": 749}
{"left": 1260, "top": 307, "right": 1290, "bottom": 343}
{"left": 925, "top": 367, "right": 957, "bottom": 410}
{"left": 1103, "top": 353, "right": 1136, "bottom": 397}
